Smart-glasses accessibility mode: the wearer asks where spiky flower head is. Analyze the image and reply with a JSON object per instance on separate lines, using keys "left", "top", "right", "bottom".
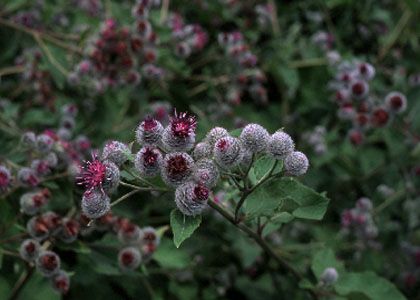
{"left": 60, "top": 116, "right": 76, "bottom": 131}
{"left": 17, "top": 167, "right": 39, "bottom": 187}
{"left": 21, "top": 131, "right": 37, "bottom": 148}
{"left": 36, "top": 134, "right": 55, "bottom": 153}
{"left": 20, "top": 190, "right": 49, "bottom": 216}
{"left": 27, "top": 216, "right": 50, "bottom": 241}
{"left": 170, "top": 111, "right": 197, "bottom": 138}
{"left": 19, "top": 239, "right": 41, "bottom": 262}
{"left": 44, "top": 154, "right": 58, "bottom": 169}
{"left": 356, "top": 197, "right": 373, "bottom": 212}
{"left": 139, "top": 226, "right": 160, "bottom": 258}
{"left": 36, "top": 251, "right": 61, "bottom": 277}
{"left": 118, "top": 222, "right": 142, "bottom": 245}
{"left": 371, "top": 107, "right": 389, "bottom": 127}
{"left": 31, "top": 159, "right": 51, "bottom": 176}
{"left": 134, "top": 146, "right": 162, "bottom": 177}
{"left": 51, "top": 271, "right": 70, "bottom": 294}
{"left": 101, "top": 141, "right": 130, "bottom": 166}
{"left": 61, "top": 103, "right": 78, "bottom": 117}
{"left": 205, "top": 127, "right": 229, "bottom": 147}
{"left": 192, "top": 159, "right": 220, "bottom": 188}
{"left": 357, "top": 62, "right": 375, "bottom": 81}
{"left": 350, "top": 79, "right": 369, "bottom": 100}
{"left": 78, "top": 154, "right": 120, "bottom": 193}
{"left": 161, "top": 152, "right": 194, "bottom": 187}
{"left": 75, "top": 135, "right": 91, "bottom": 152}
{"left": 162, "top": 112, "right": 197, "bottom": 152}
{"left": 385, "top": 91, "right": 407, "bottom": 114}
{"left": 40, "top": 211, "right": 62, "bottom": 236}
{"left": 214, "top": 136, "right": 243, "bottom": 169}
{"left": 240, "top": 124, "right": 270, "bottom": 153}
{"left": 320, "top": 268, "right": 339, "bottom": 286}
{"left": 348, "top": 129, "right": 364, "bottom": 146}
{"left": 284, "top": 151, "right": 309, "bottom": 176}
{"left": 193, "top": 142, "right": 213, "bottom": 161}
{"left": 175, "top": 181, "right": 209, "bottom": 216}
{"left": 267, "top": 131, "right": 295, "bottom": 160}
{"left": 58, "top": 218, "right": 80, "bottom": 243}
{"left": 175, "top": 42, "right": 192, "bottom": 57}
{"left": 141, "top": 226, "right": 160, "bottom": 247}
{"left": 81, "top": 188, "right": 111, "bottom": 219}
{"left": 135, "top": 117, "right": 164, "bottom": 145}
{"left": 0, "top": 165, "right": 12, "bottom": 192}
{"left": 118, "top": 247, "right": 142, "bottom": 271}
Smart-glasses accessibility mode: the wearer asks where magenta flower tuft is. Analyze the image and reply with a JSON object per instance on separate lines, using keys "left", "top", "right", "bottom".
{"left": 78, "top": 154, "right": 107, "bottom": 192}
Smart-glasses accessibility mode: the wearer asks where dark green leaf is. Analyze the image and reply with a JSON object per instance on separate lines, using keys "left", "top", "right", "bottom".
{"left": 170, "top": 209, "right": 202, "bottom": 248}
{"left": 335, "top": 272, "right": 406, "bottom": 300}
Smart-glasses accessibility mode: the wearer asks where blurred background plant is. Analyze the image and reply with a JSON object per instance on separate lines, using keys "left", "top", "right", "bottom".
{"left": 0, "top": 0, "right": 419, "bottom": 299}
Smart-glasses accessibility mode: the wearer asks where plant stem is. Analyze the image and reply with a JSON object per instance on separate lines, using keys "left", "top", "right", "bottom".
{"left": 234, "top": 161, "right": 280, "bottom": 222}
{"left": 234, "top": 189, "right": 250, "bottom": 223}
{"left": 268, "top": 0, "right": 280, "bottom": 36}
{"left": 377, "top": 7, "right": 412, "bottom": 61}
{"left": 8, "top": 266, "right": 34, "bottom": 300}
{"left": 0, "top": 18, "right": 83, "bottom": 55}
{"left": 33, "top": 33, "right": 69, "bottom": 76}
{"left": 160, "top": 0, "right": 170, "bottom": 24}
{"left": 208, "top": 199, "right": 318, "bottom": 299}
{"left": 119, "top": 181, "right": 170, "bottom": 193}
{"left": 0, "top": 65, "right": 25, "bottom": 77}
{"left": 111, "top": 189, "right": 141, "bottom": 207}
{"left": 139, "top": 276, "right": 156, "bottom": 299}
{"left": 373, "top": 189, "right": 405, "bottom": 215}
{"left": 289, "top": 58, "right": 327, "bottom": 69}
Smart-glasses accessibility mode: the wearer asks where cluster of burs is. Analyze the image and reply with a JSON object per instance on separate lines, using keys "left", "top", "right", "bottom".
{"left": 79, "top": 110, "right": 310, "bottom": 220}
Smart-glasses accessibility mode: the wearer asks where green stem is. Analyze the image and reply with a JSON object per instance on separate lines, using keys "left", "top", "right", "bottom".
{"left": 8, "top": 266, "right": 34, "bottom": 300}
{"left": 234, "top": 161, "right": 279, "bottom": 223}
{"left": 209, "top": 199, "right": 318, "bottom": 299}
{"left": 111, "top": 189, "right": 142, "bottom": 207}
{"left": 119, "top": 181, "right": 170, "bottom": 193}
{"left": 373, "top": 189, "right": 406, "bottom": 215}
{"left": 377, "top": 7, "right": 412, "bottom": 61}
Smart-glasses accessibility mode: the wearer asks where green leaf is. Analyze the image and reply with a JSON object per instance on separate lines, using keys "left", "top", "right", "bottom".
{"left": 120, "top": 170, "right": 136, "bottom": 181}
{"left": 244, "top": 187, "right": 284, "bottom": 219}
{"left": 39, "top": 43, "right": 69, "bottom": 89}
{"left": 278, "top": 178, "right": 330, "bottom": 220}
{"left": 335, "top": 272, "right": 406, "bottom": 300}
{"left": 359, "top": 147, "right": 385, "bottom": 175}
{"left": 244, "top": 177, "right": 329, "bottom": 220}
{"left": 22, "top": 109, "right": 57, "bottom": 127}
{"left": 41, "top": 181, "right": 60, "bottom": 190}
{"left": 170, "top": 209, "right": 202, "bottom": 248}
{"left": 311, "top": 248, "right": 345, "bottom": 280}
{"left": 229, "top": 128, "right": 242, "bottom": 137}
{"left": 90, "top": 250, "right": 122, "bottom": 276}
{"left": 17, "top": 272, "right": 60, "bottom": 300}
{"left": 271, "top": 211, "right": 294, "bottom": 224}
{"left": 251, "top": 157, "right": 281, "bottom": 181}
{"left": 153, "top": 238, "right": 190, "bottom": 269}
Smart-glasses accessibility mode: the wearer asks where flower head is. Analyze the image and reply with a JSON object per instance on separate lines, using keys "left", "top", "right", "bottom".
{"left": 175, "top": 181, "right": 209, "bottom": 216}
{"left": 51, "top": 271, "right": 70, "bottom": 294}
{"left": 161, "top": 152, "right": 194, "bottom": 187}
{"left": 170, "top": 111, "right": 197, "bottom": 138}
{"left": 36, "top": 250, "right": 61, "bottom": 277}
{"left": 78, "top": 154, "right": 107, "bottom": 192}
{"left": 135, "top": 117, "right": 163, "bottom": 145}
{"left": 118, "top": 247, "right": 142, "bottom": 271}
{"left": 134, "top": 146, "right": 162, "bottom": 177}
{"left": 0, "top": 165, "right": 12, "bottom": 192}
{"left": 385, "top": 91, "right": 407, "bottom": 114}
